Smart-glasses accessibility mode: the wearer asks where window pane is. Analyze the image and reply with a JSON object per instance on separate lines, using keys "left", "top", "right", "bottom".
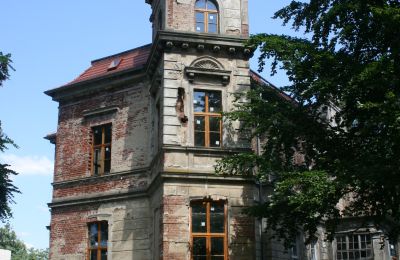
{"left": 90, "top": 250, "right": 97, "bottom": 260}
{"left": 211, "top": 237, "right": 224, "bottom": 256}
{"left": 208, "top": 91, "right": 221, "bottom": 112}
{"left": 195, "top": 131, "right": 206, "bottom": 147}
{"left": 100, "top": 222, "right": 108, "bottom": 247}
{"left": 208, "top": 23, "right": 217, "bottom": 33}
{"left": 210, "top": 203, "right": 224, "bottom": 233}
{"left": 208, "top": 13, "right": 217, "bottom": 24}
{"left": 193, "top": 237, "right": 207, "bottom": 257}
{"left": 93, "top": 127, "right": 102, "bottom": 145}
{"left": 104, "top": 125, "right": 111, "bottom": 144}
{"left": 209, "top": 117, "right": 220, "bottom": 132}
{"left": 196, "top": 23, "right": 205, "bottom": 32}
{"left": 93, "top": 149, "right": 101, "bottom": 175}
{"left": 195, "top": 116, "right": 205, "bottom": 131}
{"left": 192, "top": 203, "right": 207, "bottom": 233}
{"left": 89, "top": 223, "right": 98, "bottom": 247}
{"left": 196, "top": 12, "right": 204, "bottom": 23}
{"left": 101, "top": 250, "right": 107, "bottom": 260}
{"left": 195, "top": 0, "right": 206, "bottom": 9}
{"left": 194, "top": 91, "right": 206, "bottom": 112}
{"left": 209, "top": 132, "right": 221, "bottom": 147}
{"left": 207, "top": 0, "right": 218, "bottom": 10}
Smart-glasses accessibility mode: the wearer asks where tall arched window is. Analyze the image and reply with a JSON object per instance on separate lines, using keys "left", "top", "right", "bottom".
{"left": 195, "top": 0, "right": 218, "bottom": 33}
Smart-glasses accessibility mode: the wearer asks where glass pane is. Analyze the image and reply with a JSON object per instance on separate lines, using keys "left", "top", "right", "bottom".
{"left": 104, "top": 125, "right": 111, "bottom": 144}
{"left": 104, "top": 159, "right": 111, "bottom": 173}
{"left": 209, "top": 117, "right": 220, "bottom": 132}
{"left": 196, "top": 12, "right": 204, "bottom": 23}
{"left": 192, "top": 203, "right": 207, "bottom": 232}
{"left": 210, "top": 203, "right": 224, "bottom": 233}
{"left": 93, "top": 127, "right": 102, "bottom": 145}
{"left": 89, "top": 223, "right": 98, "bottom": 247}
{"left": 194, "top": 91, "right": 206, "bottom": 112}
{"left": 193, "top": 237, "right": 207, "bottom": 257}
{"left": 208, "top": 13, "right": 217, "bottom": 24}
{"left": 208, "top": 91, "right": 221, "bottom": 112}
{"left": 90, "top": 250, "right": 97, "bottom": 260}
{"left": 100, "top": 222, "right": 108, "bottom": 247}
{"left": 210, "top": 132, "right": 221, "bottom": 147}
{"left": 196, "top": 23, "right": 205, "bottom": 32}
{"left": 101, "top": 250, "right": 107, "bottom": 260}
{"left": 194, "top": 257, "right": 207, "bottom": 260}
{"left": 93, "top": 149, "right": 101, "bottom": 175}
{"left": 207, "top": 0, "right": 218, "bottom": 10}
{"left": 211, "top": 257, "right": 224, "bottom": 260}
{"left": 195, "top": 116, "right": 205, "bottom": 131}
{"left": 195, "top": 131, "right": 205, "bottom": 147}
{"left": 195, "top": 0, "right": 206, "bottom": 9}
{"left": 211, "top": 237, "right": 224, "bottom": 256}
{"left": 208, "top": 23, "right": 217, "bottom": 33}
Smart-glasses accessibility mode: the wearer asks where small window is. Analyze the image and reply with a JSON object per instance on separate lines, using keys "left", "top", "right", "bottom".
{"left": 336, "top": 234, "right": 373, "bottom": 260}
{"left": 290, "top": 238, "right": 299, "bottom": 260}
{"left": 107, "top": 58, "right": 121, "bottom": 71}
{"left": 88, "top": 221, "right": 108, "bottom": 260}
{"left": 92, "top": 124, "right": 112, "bottom": 175}
{"left": 195, "top": 0, "right": 218, "bottom": 33}
{"left": 193, "top": 90, "right": 222, "bottom": 147}
{"left": 191, "top": 200, "right": 226, "bottom": 260}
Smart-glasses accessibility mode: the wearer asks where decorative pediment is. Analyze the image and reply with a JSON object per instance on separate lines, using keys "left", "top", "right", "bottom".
{"left": 185, "top": 57, "right": 231, "bottom": 85}
{"left": 193, "top": 60, "right": 220, "bottom": 70}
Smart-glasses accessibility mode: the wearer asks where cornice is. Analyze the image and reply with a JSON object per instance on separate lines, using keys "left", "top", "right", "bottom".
{"left": 146, "top": 30, "right": 254, "bottom": 77}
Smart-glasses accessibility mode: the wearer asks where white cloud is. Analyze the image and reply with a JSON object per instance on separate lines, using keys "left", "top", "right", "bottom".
{"left": 0, "top": 154, "right": 53, "bottom": 176}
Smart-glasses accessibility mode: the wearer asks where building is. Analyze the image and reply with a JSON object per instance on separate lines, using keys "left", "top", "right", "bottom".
{"left": 45, "top": 1, "right": 399, "bottom": 259}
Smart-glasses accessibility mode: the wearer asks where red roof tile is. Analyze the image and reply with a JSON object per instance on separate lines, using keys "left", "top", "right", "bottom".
{"left": 64, "top": 44, "right": 152, "bottom": 86}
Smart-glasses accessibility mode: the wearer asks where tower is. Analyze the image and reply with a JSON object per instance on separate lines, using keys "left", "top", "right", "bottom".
{"left": 45, "top": 1, "right": 257, "bottom": 259}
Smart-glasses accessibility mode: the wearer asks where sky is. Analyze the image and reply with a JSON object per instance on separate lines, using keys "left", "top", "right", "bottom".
{"left": 0, "top": 0, "right": 296, "bottom": 250}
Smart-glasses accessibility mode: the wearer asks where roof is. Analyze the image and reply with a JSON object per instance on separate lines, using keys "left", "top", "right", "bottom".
{"left": 63, "top": 44, "right": 152, "bottom": 87}
{"left": 249, "top": 70, "right": 292, "bottom": 102}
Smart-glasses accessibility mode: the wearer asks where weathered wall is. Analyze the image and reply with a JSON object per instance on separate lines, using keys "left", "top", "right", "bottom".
{"left": 161, "top": 50, "right": 250, "bottom": 148}
{"left": 160, "top": 180, "right": 256, "bottom": 260}
{"left": 54, "top": 82, "right": 150, "bottom": 183}
{"left": 164, "top": 0, "right": 249, "bottom": 37}
{"left": 50, "top": 198, "right": 152, "bottom": 260}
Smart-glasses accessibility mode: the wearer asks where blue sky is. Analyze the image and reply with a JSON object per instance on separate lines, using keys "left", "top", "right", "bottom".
{"left": 0, "top": 0, "right": 294, "bottom": 249}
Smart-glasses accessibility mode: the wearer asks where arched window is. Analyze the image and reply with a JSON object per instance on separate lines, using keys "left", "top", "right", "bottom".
{"left": 195, "top": 0, "right": 218, "bottom": 33}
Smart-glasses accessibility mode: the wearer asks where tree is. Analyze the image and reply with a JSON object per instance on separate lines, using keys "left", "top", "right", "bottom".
{"left": 0, "top": 224, "right": 49, "bottom": 260}
{"left": 216, "top": 0, "right": 400, "bottom": 246}
{"left": 0, "top": 53, "right": 20, "bottom": 221}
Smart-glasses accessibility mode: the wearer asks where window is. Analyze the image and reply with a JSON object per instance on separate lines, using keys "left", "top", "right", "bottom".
{"left": 194, "top": 90, "right": 222, "bottom": 147}
{"left": 290, "top": 236, "right": 300, "bottom": 260}
{"left": 389, "top": 241, "right": 397, "bottom": 257}
{"left": 309, "top": 240, "right": 318, "bottom": 260}
{"left": 336, "top": 234, "right": 373, "bottom": 260}
{"left": 92, "top": 124, "right": 111, "bottom": 175}
{"left": 195, "top": 0, "right": 218, "bottom": 33}
{"left": 88, "top": 222, "right": 108, "bottom": 260}
{"left": 191, "top": 200, "right": 227, "bottom": 260}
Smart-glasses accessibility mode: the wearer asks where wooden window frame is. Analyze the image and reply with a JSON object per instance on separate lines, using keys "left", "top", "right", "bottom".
{"left": 194, "top": 90, "right": 222, "bottom": 147}
{"left": 87, "top": 221, "right": 108, "bottom": 260}
{"left": 195, "top": 0, "right": 219, "bottom": 33}
{"left": 190, "top": 200, "right": 228, "bottom": 260}
{"left": 91, "top": 124, "right": 112, "bottom": 175}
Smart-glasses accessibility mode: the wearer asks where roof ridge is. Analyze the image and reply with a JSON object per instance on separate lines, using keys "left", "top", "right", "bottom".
{"left": 91, "top": 43, "right": 152, "bottom": 64}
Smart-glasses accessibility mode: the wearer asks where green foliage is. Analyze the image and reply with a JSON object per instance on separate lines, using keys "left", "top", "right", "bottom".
{"left": 217, "top": 0, "right": 400, "bottom": 245}
{"left": 0, "top": 53, "right": 13, "bottom": 88}
{"left": 0, "top": 53, "right": 19, "bottom": 222}
{"left": 0, "top": 224, "right": 48, "bottom": 260}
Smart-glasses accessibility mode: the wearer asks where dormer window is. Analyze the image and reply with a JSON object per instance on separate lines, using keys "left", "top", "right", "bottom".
{"left": 195, "top": 0, "right": 218, "bottom": 33}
